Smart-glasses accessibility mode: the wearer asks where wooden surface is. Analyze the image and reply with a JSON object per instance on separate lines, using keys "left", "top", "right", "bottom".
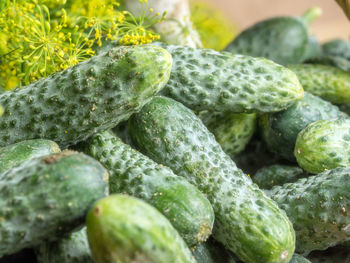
{"left": 195, "top": 0, "right": 350, "bottom": 42}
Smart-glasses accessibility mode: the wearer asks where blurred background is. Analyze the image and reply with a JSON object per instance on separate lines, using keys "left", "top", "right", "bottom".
{"left": 192, "top": 0, "right": 349, "bottom": 42}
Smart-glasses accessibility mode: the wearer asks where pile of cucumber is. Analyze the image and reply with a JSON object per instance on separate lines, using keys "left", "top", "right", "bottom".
{"left": 1, "top": 7, "right": 350, "bottom": 263}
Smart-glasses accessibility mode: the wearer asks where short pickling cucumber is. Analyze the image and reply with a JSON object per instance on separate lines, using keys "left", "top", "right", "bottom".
{"left": 260, "top": 92, "right": 346, "bottom": 161}
{"left": 0, "top": 151, "right": 108, "bottom": 257}
{"left": 294, "top": 118, "right": 350, "bottom": 173}
{"left": 289, "top": 254, "right": 311, "bottom": 263}
{"left": 304, "top": 55, "right": 350, "bottom": 72}
{"left": 288, "top": 64, "right": 350, "bottom": 104}
{"left": 225, "top": 8, "right": 322, "bottom": 65}
{"left": 269, "top": 167, "right": 350, "bottom": 253}
{"left": 129, "top": 96, "right": 295, "bottom": 263}
{"left": 36, "top": 228, "right": 93, "bottom": 263}
{"left": 0, "top": 139, "right": 60, "bottom": 173}
{"left": 153, "top": 43, "right": 303, "bottom": 113}
{"left": 0, "top": 45, "right": 172, "bottom": 148}
{"left": 252, "top": 165, "right": 307, "bottom": 190}
{"left": 192, "top": 238, "right": 236, "bottom": 263}
{"left": 86, "top": 194, "right": 197, "bottom": 263}
{"left": 198, "top": 111, "right": 256, "bottom": 157}
{"left": 322, "top": 39, "right": 350, "bottom": 60}
{"left": 79, "top": 131, "right": 214, "bottom": 246}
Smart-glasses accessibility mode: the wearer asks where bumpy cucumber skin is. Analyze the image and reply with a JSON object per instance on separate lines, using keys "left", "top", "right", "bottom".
{"left": 305, "top": 55, "right": 350, "bottom": 72}
{"left": 154, "top": 43, "right": 303, "bottom": 113}
{"left": 129, "top": 96, "right": 295, "bottom": 263}
{"left": 269, "top": 167, "right": 350, "bottom": 254}
{"left": 79, "top": 131, "right": 214, "bottom": 247}
{"left": 322, "top": 39, "right": 350, "bottom": 60}
{"left": 192, "top": 238, "right": 236, "bottom": 263}
{"left": 294, "top": 119, "right": 350, "bottom": 173}
{"left": 0, "top": 139, "right": 60, "bottom": 173}
{"left": 36, "top": 228, "right": 93, "bottom": 263}
{"left": 260, "top": 92, "right": 346, "bottom": 161}
{"left": 0, "top": 45, "right": 172, "bottom": 148}
{"left": 253, "top": 165, "right": 306, "bottom": 190}
{"left": 288, "top": 64, "right": 350, "bottom": 104}
{"left": 198, "top": 111, "right": 256, "bottom": 157}
{"left": 225, "top": 17, "right": 308, "bottom": 65}
{"left": 0, "top": 151, "right": 108, "bottom": 257}
{"left": 86, "top": 194, "right": 196, "bottom": 263}
{"left": 289, "top": 254, "right": 311, "bottom": 263}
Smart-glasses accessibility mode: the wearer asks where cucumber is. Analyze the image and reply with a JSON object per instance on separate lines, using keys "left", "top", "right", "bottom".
{"left": 260, "top": 92, "right": 346, "bottom": 161}
{"left": 225, "top": 8, "right": 321, "bottom": 65}
{"left": 269, "top": 167, "right": 350, "bottom": 253}
{"left": 289, "top": 254, "right": 311, "bottom": 263}
{"left": 154, "top": 43, "right": 303, "bottom": 113}
{"left": 198, "top": 111, "right": 256, "bottom": 157}
{"left": 86, "top": 194, "right": 196, "bottom": 263}
{"left": 79, "top": 131, "right": 214, "bottom": 246}
{"left": 0, "top": 151, "right": 108, "bottom": 257}
{"left": 253, "top": 165, "right": 307, "bottom": 190}
{"left": 0, "top": 45, "right": 172, "bottom": 148}
{"left": 304, "top": 55, "right": 350, "bottom": 72}
{"left": 192, "top": 238, "right": 236, "bottom": 263}
{"left": 288, "top": 64, "right": 350, "bottom": 104}
{"left": 294, "top": 118, "right": 350, "bottom": 173}
{"left": 129, "top": 96, "right": 295, "bottom": 263}
{"left": 0, "top": 139, "right": 60, "bottom": 173}
{"left": 302, "top": 36, "right": 322, "bottom": 61}
{"left": 36, "top": 228, "right": 93, "bottom": 263}
{"left": 322, "top": 39, "right": 350, "bottom": 60}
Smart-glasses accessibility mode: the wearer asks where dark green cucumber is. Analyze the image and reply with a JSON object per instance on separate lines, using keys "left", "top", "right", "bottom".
{"left": 304, "top": 55, "right": 350, "bottom": 72}
{"left": 294, "top": 118, "right": 350, "bottom": 173}
{"left": 192, "top": 238, "right": 236, "bottom": 263}
{"left": 0, "top": 139, "right": 60, "bottom": 173}
{"left": 198, "top": 111, "right": 256, "bottom": 157}
{"left": 269, "top": 167, "right": 350, "bottom": 253}
{"left": 0, "top": 151, "right": 108, "bottom": 257}
{"left": 154, "top": 43, "right": 303, "bottom": 113}
{"left": 289, "top": 254, "right": 311, "bottom": 263}
{"left": 288, "top": 64, "right": 350, "bottom": 104}
{"left": 253, "top": 165, "right": 307, "bottom": 190}
{"left": 322, "top": 39, "right": 350, "bottom": 60}
{"left": 129, "top": 96, "right": 295, "bottom": 263}
{"left": 0, "top": 45, "right": 172, "bottom": 148}
{"left": 79, "top": 131, "right": 214, "bottom": 246}
{"left": 302, "top": 36, "right": 322, "bottom": 61}
{"left": 260, "top": 92, "right": 346, "bottom": 161}
{"left": 36, "top": 228, "right": 93, "bottom": 263}
{"left": 225, "top": 8, "right": 322, "bottom": 65}
{"left": 86, "top": 194, "right": 196, "bottom": 263}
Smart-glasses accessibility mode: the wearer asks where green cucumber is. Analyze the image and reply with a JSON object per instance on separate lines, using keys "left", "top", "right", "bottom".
{"left": 79, "top": 131, "right": 214, "bottom": 246}
{"left": 304, "top": 55, "right": 350, "bottom": 72}
{"left": 192, "top": 238, "right": 236, "bottom": 263}
{"left": 260, "top": 92, "right": 346, "bottom": 161}
{"left": 36, "top": 228, "right": 93, "bottom": 263}
{"left": 289, "top": 254, "right": 311, "bottom": 263}
{"left": 198, "top": 111, "right": 256, "bottom": 157}
{"left": 269, "top": 167, "right": 350, "bottom": 253}
{"left": 0, "top": 151, "right": 108, "bottom": 257}
{"left": 154, "top": 43, "right": 303, "bottom": 113}
{"left": 294, "top": 118, "right": 350, "bottom": 173}
{"left": 302, "top": 36, "right": 322, "bottom": 61}
{"left": 225, "top": 8, "right": 322, "bottom": 65}
{"left": 0, "top": 139, "right": 60, "bottom": 173}
{"left": 322, "top": 39, "right": 350, "bottom": 60}
{"left": 129, "top": 96, "right": 295, "bottom": 263}
{"left": 288, "top": 64, "right": 350, "bottom": 104}
{"left": 0, "top": 45, "right": 172, "bottom": 148}
{"left": 253, "top": 165, "right": 307, "bottom": 190}
{"left": 86, "top": 194, "right": 196, "bottom": 263}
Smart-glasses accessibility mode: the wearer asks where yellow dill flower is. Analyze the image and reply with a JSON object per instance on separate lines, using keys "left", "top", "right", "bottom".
{"left": 190, "top": 1, "right": 238, "bottom": 51}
